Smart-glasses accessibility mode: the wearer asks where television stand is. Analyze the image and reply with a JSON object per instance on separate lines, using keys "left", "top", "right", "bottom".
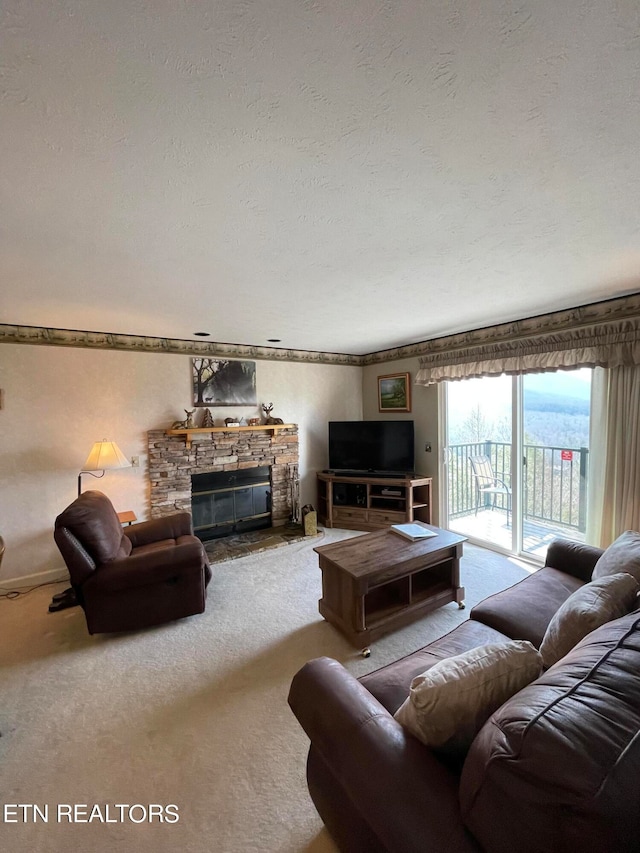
{"left": 317, "top": 471, "right": 432, "bottom": 532}
{"left": 369, "top": 471, "right": 415, "bottom": 479}
{"left": 325, "top": 470, "right": 416, "bottom": 479}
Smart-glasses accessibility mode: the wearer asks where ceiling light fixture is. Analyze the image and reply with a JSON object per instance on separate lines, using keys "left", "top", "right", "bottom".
{"left": 267, "top": 338, "right": 281, "bottom": 343}
{"left": 194, "top": 332, "right": 211, "bottom": 337}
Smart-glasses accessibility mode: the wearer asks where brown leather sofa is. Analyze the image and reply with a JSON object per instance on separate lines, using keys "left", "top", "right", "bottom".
{"left": 289, "top": 540, "right": 640, "bottom": 853}
{"left": 54, "top": 490, "right": 212, "bottom": 634}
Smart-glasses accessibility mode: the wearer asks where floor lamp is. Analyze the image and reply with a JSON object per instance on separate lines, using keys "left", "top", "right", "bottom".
{"left": 77, "top": 439, "right": 131, "bottom": 497}
{"left": 51, "top": 440, "right": 131, "bottom": 613}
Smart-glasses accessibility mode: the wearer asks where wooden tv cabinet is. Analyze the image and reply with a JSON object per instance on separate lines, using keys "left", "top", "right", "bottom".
{"left": 316, "top": 471, "right": 432, "bottom": 532}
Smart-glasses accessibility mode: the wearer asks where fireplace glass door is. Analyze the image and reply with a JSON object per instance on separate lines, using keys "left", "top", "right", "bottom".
{"left": 191, "top": 467, "right": 271, "bottom": 540}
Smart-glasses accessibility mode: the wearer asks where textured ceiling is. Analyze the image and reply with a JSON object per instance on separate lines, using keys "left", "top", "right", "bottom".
{"left": 1, "top": 1, "right": 639, "bottom": 356}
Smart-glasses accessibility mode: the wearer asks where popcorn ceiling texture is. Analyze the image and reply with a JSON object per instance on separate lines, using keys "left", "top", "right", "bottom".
{"left": 1, "top": 1, "right": 639, "bottom": 354}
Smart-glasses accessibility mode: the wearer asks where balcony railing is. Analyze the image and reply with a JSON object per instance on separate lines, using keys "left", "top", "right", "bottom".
{"left": 448, "top": 441, "right": 588, "bottom": 532}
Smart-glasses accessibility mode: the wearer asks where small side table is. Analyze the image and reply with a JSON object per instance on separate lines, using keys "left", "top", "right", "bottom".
{"left": 117, "top": 510, "right": 137, "bottom": 526}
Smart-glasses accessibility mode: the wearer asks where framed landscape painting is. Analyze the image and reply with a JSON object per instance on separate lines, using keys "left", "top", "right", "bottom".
{"left": 378, "top": 372, "right": 411, "bottom": 413}
{"left": 192, "top": 358, "right": 257, "bottom": 407}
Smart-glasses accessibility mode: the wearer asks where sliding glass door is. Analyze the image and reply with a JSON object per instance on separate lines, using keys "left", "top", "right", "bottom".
{"left": 445, "top": 375, "right": 514, "bottom": 551}
{"left": 443, "top": 369, "right": 591, "bottom": 559}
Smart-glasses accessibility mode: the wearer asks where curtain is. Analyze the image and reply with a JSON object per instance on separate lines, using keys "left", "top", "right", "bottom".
{"left": 415, "top": 312, "right": 640, "bottom": 386}
{"left": 587, "top": 365, "right": 640, "bottom": 547}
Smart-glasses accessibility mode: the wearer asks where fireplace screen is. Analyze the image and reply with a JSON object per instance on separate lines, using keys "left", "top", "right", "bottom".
{"left": 191, "top": 467, "right": 271, "bottom": 541}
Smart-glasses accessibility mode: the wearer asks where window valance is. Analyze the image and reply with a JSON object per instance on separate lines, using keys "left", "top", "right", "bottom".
{"left": 415, "top": 299, "right": 640, "bottom": 385}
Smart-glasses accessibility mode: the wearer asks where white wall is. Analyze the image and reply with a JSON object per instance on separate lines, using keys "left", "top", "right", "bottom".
{"left": 0, "top": 344, "right": 362, "bottom": 583}
{"left": 362, "top": 357, "right": 441, "bottom": 522}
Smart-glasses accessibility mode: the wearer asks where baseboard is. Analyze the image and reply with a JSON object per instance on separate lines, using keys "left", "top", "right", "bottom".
{"left": 0, "top": 566, "right": 70, "bottom": 590}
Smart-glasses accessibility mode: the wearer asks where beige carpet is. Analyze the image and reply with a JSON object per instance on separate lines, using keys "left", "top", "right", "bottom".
{"left": 0, "top": 529, "right": 532, "bottom": 852}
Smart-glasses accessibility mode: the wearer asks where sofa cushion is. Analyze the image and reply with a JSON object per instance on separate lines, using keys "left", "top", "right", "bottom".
{"left": 393, "top": 640, "right": 542, "bottom": 753}
{"left": 544, "top": 538, "right": 604, "bottom": 581}
{"left": 359, "top": 619, "right": 509, "bottom": 715}
{"left": 470, "top": 566, "right": 584, "bottom": 647}
{"left": 592, "top": 530, "right": 640, "bottom": 581}
{"left": 540, "top": 572, "right": 639, "bottom": 668}
{"left": 460, "top": 610, "right": 640, "bottom": 853}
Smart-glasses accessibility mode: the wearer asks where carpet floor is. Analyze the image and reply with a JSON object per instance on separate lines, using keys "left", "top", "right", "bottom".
{"left": 0, "top": 528, "right": 533, "bottom": 852}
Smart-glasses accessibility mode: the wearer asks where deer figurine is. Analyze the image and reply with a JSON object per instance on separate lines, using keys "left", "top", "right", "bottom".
{"left": 171, "top": 409, "right": 196, "bottom": 429}
{"left": 261, "top": 403, "right": 283, "bottom": 425}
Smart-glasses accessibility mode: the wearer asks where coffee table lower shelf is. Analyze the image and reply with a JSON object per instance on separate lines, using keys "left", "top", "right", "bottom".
{"left": 315, "top": 527, "right": 466, "bottom": 647}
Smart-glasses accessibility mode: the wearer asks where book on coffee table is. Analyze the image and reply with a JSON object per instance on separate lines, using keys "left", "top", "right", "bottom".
{"left": 390, "top": 522, "right": 438, "bottom": 541}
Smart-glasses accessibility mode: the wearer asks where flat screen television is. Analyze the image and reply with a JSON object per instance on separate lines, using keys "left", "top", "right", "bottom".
{"left": 328, "top": 420, "right": 415, "bottom": 476}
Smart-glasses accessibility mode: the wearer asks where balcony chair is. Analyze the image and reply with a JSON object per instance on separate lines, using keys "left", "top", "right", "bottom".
{"left": 468, "top": 454, "right": 512, "bottom": 526}
{"left": 54, "top": 490, "right": 212, "bottom": 634}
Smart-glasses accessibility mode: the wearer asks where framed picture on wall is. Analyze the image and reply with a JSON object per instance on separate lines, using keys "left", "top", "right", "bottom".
{"left": 378, "top": 372, "right": 411, "bottom": 413}
{"left": 192, "top": 358, "right": 257, "bottom": 406}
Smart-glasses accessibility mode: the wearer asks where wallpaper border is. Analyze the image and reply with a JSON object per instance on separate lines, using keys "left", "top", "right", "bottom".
{"left": 2, "top": 293, "right": 639, "bottom": 366}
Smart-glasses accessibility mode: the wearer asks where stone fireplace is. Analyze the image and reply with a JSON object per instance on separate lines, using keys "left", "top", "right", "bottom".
{"left": 147, "top": 426, "right": 299, "bottom": 533}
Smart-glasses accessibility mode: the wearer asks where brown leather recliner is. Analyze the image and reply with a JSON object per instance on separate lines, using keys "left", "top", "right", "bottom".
{"left": 54, "top": 490, "right": 212, "bottom": 634}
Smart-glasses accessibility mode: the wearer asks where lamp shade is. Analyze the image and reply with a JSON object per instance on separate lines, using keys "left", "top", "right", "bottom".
{"left": 82, "top": 440, "right": 131, "bottom": 472}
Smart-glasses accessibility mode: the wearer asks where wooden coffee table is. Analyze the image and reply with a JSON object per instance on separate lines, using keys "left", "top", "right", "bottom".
{"left": 315, "top": 524, "right": 466, "bottom": 647}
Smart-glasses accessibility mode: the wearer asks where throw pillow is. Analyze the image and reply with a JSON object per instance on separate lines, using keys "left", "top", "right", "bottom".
{"left": 540, "top": 571, "right": 639, "bottom": 668}
{"left": 592, "top": 530, "right": 640, "bottom": 581}
{"left": 393, "top": 640, "right": 542, "bottom": 753}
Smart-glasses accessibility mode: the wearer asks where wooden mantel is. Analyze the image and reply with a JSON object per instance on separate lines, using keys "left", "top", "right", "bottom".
{"left": 166, "top": 424, "right": 296, "bottom": 449}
